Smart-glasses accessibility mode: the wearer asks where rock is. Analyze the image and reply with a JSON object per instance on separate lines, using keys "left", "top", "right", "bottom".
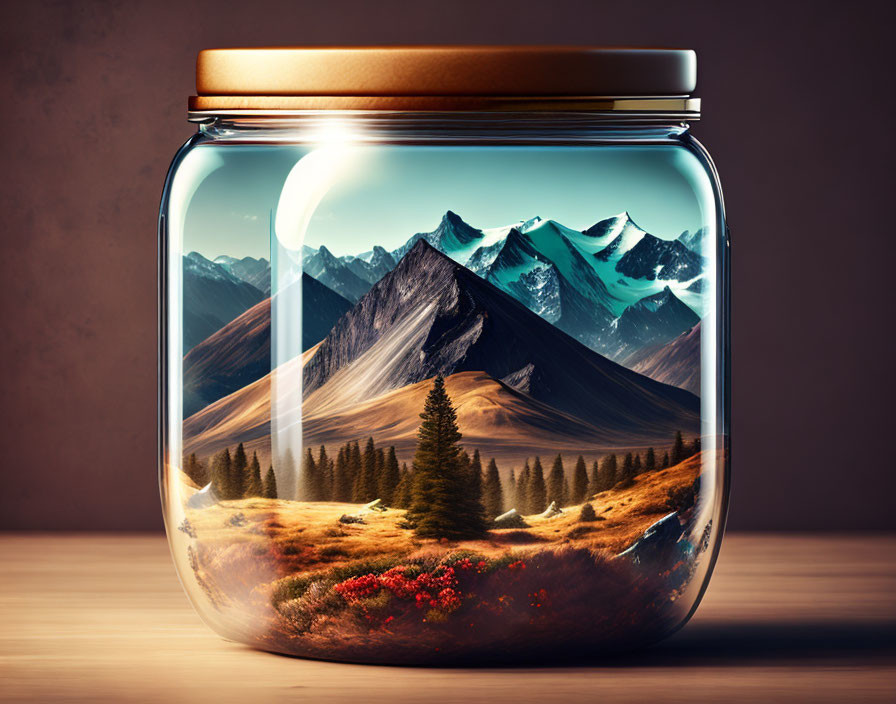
{"left": 494, "top": 509, "right": 528, "bottom": 528}
{"left": 339, "top": 514, "right": 366, "bottom": 525}
{"left": 361, "top": 499, "right": 387, "bottom": 513}
{"left": 539, "top": 501, "right": 563, "bottom": 519}
{"left": 186, "top": 483, "right": 218, "bottom": 509}
{"left": 618, "top": 512, "right": 688, "bottom": 573}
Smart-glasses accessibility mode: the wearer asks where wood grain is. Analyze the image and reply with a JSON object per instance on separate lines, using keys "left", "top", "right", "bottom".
{"left": 0, "top": 534, "right": 893, "bottom": 703}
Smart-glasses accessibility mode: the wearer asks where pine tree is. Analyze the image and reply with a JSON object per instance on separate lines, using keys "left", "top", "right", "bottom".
{"left": 516, "top": 461, "right": 531, "bottom": 514}
{"left": 547, "top": 454, "right": 565, "bottom": 507}
{"left": 483, "top": 458, "right": 503, "bottom": 519}
{"left": 301, "top": 448, "right": 318, "bottom": 501}
{"left": 332, "top": 445, "right": 352, "bottom": 502}
{"left": 469, "top": 449, "right": 484, "bottom": 507}
{"left": 263, "top": 465, "right": 278, "bottom": 499}
{"left": 506, "top": 468, "right": 516, "bottom": 512}
{"left": 232, "top": 442, "right": 248, "bottom": 499}
{"left": 245, "top": 451, "right": 263, "bottom": 497}
{"left": 375, "top": 447, "right": 386, "bottom": 494}
{"left": 671, "top": 430, "right": 686, "bottom": 466}
{"left": 617, "top": 452, "right": 635, "bottom": 489}
{"left": 600, "top": 454, "right": 618, "bottom": 492}
{"left": 572, "top": 455, "right": 589, "bottom": 504}
{"left": 211, "top": 448, "right": 232, "bottom": 499}
{"left": 348, "top": 441, "right": 362, "bottom": 496}
{"left": 378, "top": 446, "right": 401, "bottom": 505}
{"left": 184, "top": 453, "right": 209, "bottom": 487}
{"left": 661, "top": 451, "right": 670, "bottom": 469}
{"left": 588, "top": 460, "right": 601, "bottom": 497}
{"left": 529, "top": 456, "right": 547, "bottom": 514}
{"left": 354, "top": 437, "right": 378, "bottom": 502}
{"left": 407, "top": 375, "right": 487, "bottom": 539}
{"left": 317, "top": 445, "right": 331, "bottom": 501}
{"left": 633, "top": 453, "right": 642, "bottom": 475}
{"left": 645, "top": 447, "right": 657, "bottom": 473}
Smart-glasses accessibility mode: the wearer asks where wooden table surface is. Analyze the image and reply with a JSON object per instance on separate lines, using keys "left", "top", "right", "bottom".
{"left": 0, "top": 534, "right": 893, "bottom": 703}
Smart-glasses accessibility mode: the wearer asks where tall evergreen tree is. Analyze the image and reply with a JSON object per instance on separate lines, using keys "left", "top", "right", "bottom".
{"left": 375, "top": 447, "right": 386, "bottom": 494}
{"left": 378, "top": 446, "right": 401, "bottom": 505}
{"left": 332, "top": 445, "right": 352, "bottom": 502}
{"left": 644, "top": 447, "right": 657, "bottom": 473}
{"left": 506, "top": 468, "right": 517, "bottom": 512}
{"left": 483, "top": 458, "right": 503, "bottom": 519}
{"left": 348, "top": 441, "right": 362, "bottom": 496}
{"left": 572, "top": 455, "right": 589, "bottom": 504}
{"left": 469, "top": 450, "right": 484, "bottom": 506}
{"left": 547, "top": 454, "right": 565, "bottom": 507}
{"left": 661, "top": 451, "right": 670, "bottom": 469}
{"left": 263, "top": 465, "right": 278, "bottom": 499}
{"left": 354, "top": 437, "right": 378, "bottom": 502}
{"left": 210, "top": 448, "right": 230, "bottom": 499}
{"left": 671, "top": 430, "right": 686, "bottom": 466}
{"left": 301, "top": 448, "right": 318, "bottom": 501}
{"left": 232, "top": 442, "right": 249, "bottom": 499}
{"left": 529, "top": 456, "right": 547, "bottom": 514}
{"left": 245, "top": 451, "right": 263, "bottom": 497}
{"left": 184, "top": 453, "right": 209, "bottom": 487}
{"left": 407, "top": 375, "right": 487, "bottom": 539}
{"left": 600, "top": 454, "right": 618, "bottom": 492}
{"left": 617, "top": 452, "right": 635, "bottom": 489}
{"left": 633, "top": 453, "right": 642, "bottom": 475}
{"left": 516, "top": 461, "right": 531, "bottom": 513}
{"left": 588, "top": 460, "right": 601, "bottom": 497}
{"left": 317, "top": 445, "right": 332, "bottom": 501}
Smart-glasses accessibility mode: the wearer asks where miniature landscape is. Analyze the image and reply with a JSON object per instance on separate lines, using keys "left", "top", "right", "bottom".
{"left": 173, "top": 208, "right": 718, "bottom": 660}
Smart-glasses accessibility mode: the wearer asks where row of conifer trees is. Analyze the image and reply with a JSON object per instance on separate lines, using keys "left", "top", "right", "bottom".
{"left": 183, "top": 444, "right": 278, "bottom": 500}
{"left": 182, "top": 432, "right": 698, "bottom": 517}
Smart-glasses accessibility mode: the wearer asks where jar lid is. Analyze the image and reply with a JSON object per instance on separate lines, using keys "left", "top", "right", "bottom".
{"left": 190, "top": 46, "right": 699, "bottom": 116}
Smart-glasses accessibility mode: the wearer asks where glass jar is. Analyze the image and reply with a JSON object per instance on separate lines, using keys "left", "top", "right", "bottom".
{"left": 160, "top": 47, "right": 729, "bottom": 664}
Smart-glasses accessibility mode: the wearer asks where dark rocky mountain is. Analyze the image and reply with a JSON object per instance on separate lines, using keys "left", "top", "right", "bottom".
{"left": 183, "top": 274, "right": 350, "bottom": 416}
{"left": 613, "top": 287, "right": 700, "bottom": 357}
{"left": 615, "top": 234, "right": 704, "bottom": 281}
{"left": 303, "top": 245, "right": 371, "bottom": 302}
{"left": 391, "top": 210, "right": 484, "bottom": 261}
{"left": 677, "top": 227, "right": 707, "bottom": 253}
{"left": 342, "top": 245, "right": 397, "bottom": 284}
{"left": 624, "top": 321, "right": 701, "bottom": 394}
{"left": 304, "top": 240, "right": 698, "bottom": 441}
{"left": 214, "top": 255, "right": 271, "bottom": 294}
{"left": 182, "top": 252, "right": 265, "bottom": 353}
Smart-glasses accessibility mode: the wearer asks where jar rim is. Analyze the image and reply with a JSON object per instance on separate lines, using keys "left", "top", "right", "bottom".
{"left": 191, "top": 46, "right": 698, "bottom": 115}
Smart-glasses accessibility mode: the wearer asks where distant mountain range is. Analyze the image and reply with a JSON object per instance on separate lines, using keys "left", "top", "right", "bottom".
{"left": 182, "top": 253, "right": 266, "bottom": 353}
{"left": 182, "top": 240, "right": 700, "bottom": 468}
{"left": 299, "top": 210, "right": 707, "bottom": 364}
{"left": 182, "top": 208, "right": 707, "bottom": 424}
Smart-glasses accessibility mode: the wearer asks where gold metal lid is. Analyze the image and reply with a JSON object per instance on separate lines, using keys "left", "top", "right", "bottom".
{"left": 190, "top": 46, "right": 699, "bottom": 115}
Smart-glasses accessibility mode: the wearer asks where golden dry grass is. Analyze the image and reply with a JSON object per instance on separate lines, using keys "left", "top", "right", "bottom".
{"left": 185, "top": 452, "right": 704, "bottom": 577}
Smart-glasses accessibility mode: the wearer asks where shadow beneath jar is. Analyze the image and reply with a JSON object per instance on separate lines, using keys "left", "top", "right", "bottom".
{"left": 257, "top": 620, "right": 896, "bottom": 670}
{"left": 571, "top": 620, "right": 896, "bottom": 669}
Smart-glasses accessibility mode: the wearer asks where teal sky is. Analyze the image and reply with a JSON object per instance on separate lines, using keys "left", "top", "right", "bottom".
{"left": 183, "top": 144, "right": 710, "bottom": 260}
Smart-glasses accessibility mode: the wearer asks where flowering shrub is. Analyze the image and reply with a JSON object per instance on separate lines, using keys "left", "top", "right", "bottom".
{"left": 269, "top": 546, "right": 690, "bottom": 663}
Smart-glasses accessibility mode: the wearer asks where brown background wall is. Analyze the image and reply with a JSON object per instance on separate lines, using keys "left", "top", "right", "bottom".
{"left": 1, "top": 0, "right": 893, "bottom": 531}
